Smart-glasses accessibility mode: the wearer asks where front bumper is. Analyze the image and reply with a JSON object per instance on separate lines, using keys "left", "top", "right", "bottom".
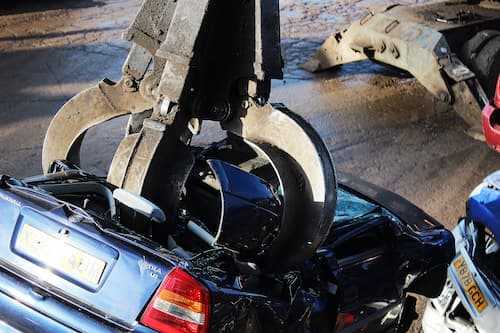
{"left": 422, "top": 279, "right": 477, "bottom": 333}
{"left": 423, "top": 220, "right": 500, "bottom": 333}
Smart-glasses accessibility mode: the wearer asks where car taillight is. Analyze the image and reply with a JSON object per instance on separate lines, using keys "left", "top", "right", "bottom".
{"left": 335, "top": 312, "right": 356, "bottom": 331}
{"left": 140, "top": 267, "right": 210, "bottom": 333}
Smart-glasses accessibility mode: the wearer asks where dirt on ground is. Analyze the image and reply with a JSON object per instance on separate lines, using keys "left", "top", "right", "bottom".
{"left": 1, "top": 0, "right": 500, "bottom": 331}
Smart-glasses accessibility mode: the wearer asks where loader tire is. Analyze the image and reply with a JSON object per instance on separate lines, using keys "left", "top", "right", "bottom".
{"left": 475, "top": 36, "right": 500, "bottom": 99}
{"left": 461, "top": 30, "right": 500, "bottom": 99}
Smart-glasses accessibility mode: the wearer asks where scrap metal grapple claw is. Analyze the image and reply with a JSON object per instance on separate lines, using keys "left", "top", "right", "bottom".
{"left": 42, "top": 0, "right": 337, "bottom": 271}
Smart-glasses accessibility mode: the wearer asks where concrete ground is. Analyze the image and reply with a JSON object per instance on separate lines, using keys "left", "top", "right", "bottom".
{"left": 1, "top": 0, "right": 500, "bottom": 331}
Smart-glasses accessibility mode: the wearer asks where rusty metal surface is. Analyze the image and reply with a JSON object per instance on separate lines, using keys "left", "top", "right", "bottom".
{"left": 451, "top": 80, "right": 485, "bottom": 140}
{"left": 303, "top": 1, "right": 500, "bottom": 135}
{"left": 303, "top": 6, "right": 458, "bottom": 104}
{"left": 43, "top": 0, "right": 285, "bottom": 181}
{"left": 155, "top": 0, "right": 211, "bottom": 104}
{"left": 42, "top": 79, "right": 152, "bottom": 171}
{"left": 122, "top": 0, "right": 175, "bottom": 56}
{"left": 372, "top": 2, "right": 500, "bottom": 30}
{"left": 223, "top": 102, "right": 337, "bottom": 269}
{"left": 40, "top": 0, "right": 336, "bottom": 270}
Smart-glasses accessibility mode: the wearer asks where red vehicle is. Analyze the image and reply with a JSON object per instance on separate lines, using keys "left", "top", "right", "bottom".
{"left": 482, "top": 75, "right": 500, "bottom": 152}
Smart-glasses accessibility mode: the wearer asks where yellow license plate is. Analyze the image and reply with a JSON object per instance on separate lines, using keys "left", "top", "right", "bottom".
{"left": 453, "top": 256, "right": 488, "bottom": 313}
{"left": 16, "top": 224, "right": 106, "bottom": 285}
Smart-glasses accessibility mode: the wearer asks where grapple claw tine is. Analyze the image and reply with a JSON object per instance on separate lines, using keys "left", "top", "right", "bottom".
{"left": 42, "top": 79, "right": 152, "bottom": 172}
{"left": 223, "top": 102, "right": 337, "bottom": 269}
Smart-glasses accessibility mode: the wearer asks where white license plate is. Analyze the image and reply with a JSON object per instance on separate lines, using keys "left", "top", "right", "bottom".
{"left": 453, "top": 256, "right": 488, "bottom": 313}
{"left": 16, "top": 224, "right": 106, "bottom": 285}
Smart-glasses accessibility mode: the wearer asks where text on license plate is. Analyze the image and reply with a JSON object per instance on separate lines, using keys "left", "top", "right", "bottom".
{"left": 16, "top": 224, "right": 106, "bottom": 285}
{"left": 453, "top": 256, "right": 488, "bottom": 313}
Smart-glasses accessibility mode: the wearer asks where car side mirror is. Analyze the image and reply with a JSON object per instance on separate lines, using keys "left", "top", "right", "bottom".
{"left": 113, "top": 188, "right": 166, "bottom": 223}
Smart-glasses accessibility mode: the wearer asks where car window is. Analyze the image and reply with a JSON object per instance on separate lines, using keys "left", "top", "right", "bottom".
{"left": 334, "top": 188, "right": 379, "bottom": 223}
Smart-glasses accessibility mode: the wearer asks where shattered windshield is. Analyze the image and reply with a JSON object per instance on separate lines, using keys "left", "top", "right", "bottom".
{"left": 334, "top": 187, "right": 387, "bottom": 224}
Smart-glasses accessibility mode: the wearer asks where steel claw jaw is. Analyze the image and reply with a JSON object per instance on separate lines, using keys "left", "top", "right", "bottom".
{"left": 42, "top": 78, "right": 153, "bottom": 172}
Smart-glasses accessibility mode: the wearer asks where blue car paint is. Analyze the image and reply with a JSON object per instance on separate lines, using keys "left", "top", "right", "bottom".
{"left": 468, "top": 170, "right": 500, "bottom": 240}
{"left": 0, "top": 169, "right": 455, "bottom": 333}
{"left": 0, "top": 185, "right": 176, "bottom": 329}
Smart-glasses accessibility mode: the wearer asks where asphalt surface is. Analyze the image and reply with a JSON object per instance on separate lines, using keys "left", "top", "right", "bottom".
{"left": 1, "top": 0, "right": 500, "bottom": 331}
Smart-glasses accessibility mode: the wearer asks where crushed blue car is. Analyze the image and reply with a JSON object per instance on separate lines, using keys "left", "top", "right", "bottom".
{"left": 0, "top": 139, "right": 454, "bottom": 333}
{"left": 423, "top": 170, "right": 500, "bottom": 333}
